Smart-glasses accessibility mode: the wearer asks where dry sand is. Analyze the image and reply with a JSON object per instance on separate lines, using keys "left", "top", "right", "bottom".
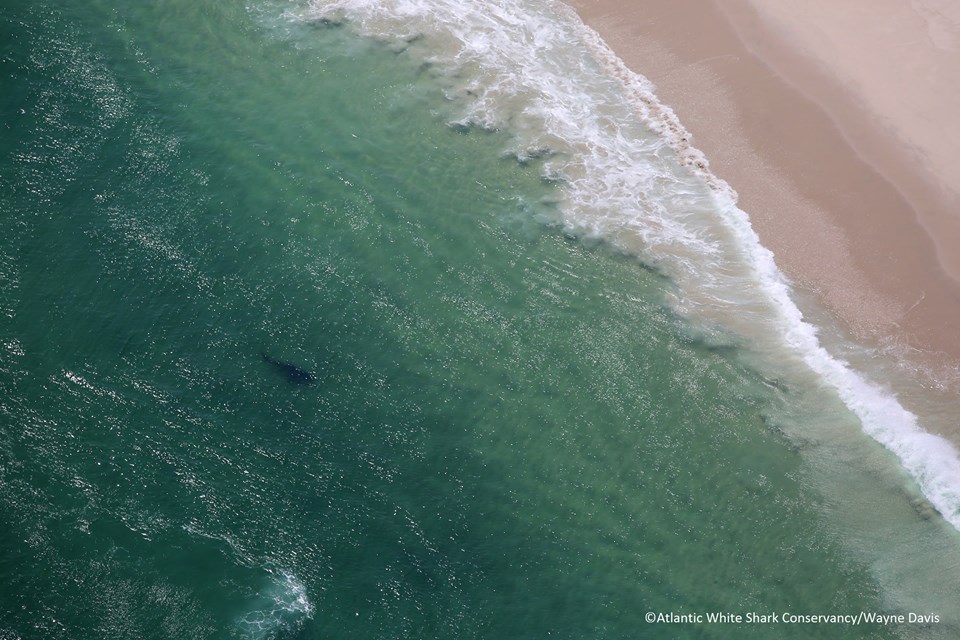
{"left": 564, "top": 0, "right": 960, "bottom": 376}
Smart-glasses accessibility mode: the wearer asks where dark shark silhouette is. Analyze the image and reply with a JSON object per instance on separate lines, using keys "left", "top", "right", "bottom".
{"left": 261, "top": 353, "right": 316, "bottom": 385}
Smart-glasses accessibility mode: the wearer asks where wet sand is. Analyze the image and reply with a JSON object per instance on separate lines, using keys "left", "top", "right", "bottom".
{"left": 564, "top": 0, "right": 960, "bottom": 380}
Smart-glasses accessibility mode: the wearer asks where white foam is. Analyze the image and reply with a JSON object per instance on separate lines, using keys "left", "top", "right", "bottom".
{"left": 238, "top": 570, "right": 314, "bottom": 639}
{"left": 294, "top": 0, "right": 960, "bottom": 529}
{"left": 706, "top": 189, "right": 960, "bottom": 529}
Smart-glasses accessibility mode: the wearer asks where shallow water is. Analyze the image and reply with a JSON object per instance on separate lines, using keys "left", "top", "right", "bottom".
{"left": 0, "top": 1, "right": 957, "bottom": 638}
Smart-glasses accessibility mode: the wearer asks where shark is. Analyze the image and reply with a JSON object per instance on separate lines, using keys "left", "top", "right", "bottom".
{"left": 261, "top": 353, "right": 316, "bottom": 385}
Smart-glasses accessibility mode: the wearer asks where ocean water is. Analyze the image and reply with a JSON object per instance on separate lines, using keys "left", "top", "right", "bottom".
{"left": 1, "top": 1, "right": 959, "bottom": 639}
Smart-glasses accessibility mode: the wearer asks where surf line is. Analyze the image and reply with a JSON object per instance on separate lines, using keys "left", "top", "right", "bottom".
{"left": 565, "top": 2, "right": 960, "bottom": 530}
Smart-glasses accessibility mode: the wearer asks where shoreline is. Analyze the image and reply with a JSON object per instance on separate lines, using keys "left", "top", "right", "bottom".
{"left": 564, "top": 0, "right": 960, "bottom": 420}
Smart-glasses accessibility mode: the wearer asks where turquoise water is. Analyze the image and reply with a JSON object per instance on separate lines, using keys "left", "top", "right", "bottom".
{"left": 0, "top": 1, "right": 955, "bottom": 638}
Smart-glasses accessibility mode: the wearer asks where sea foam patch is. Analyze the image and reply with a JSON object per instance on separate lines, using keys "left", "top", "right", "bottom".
{"left": 237, "top": 570, "right": 314, "bottom": 640}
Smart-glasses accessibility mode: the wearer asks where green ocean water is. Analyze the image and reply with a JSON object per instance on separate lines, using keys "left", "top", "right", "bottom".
{"left": 0, "top": 1, "right": 946, "bottom": 638}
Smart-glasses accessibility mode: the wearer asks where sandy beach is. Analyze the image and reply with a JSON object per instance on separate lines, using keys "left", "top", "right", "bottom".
{"left": 564, "top": 0, "right": 960, "bottom": 379}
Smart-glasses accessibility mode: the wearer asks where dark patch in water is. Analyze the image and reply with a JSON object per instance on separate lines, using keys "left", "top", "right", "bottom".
{"left": 504, "top": 146, "right": 556, "bottom": 167}
{"left": 388, "top": 33, "right": 425, "bottom": 55}
{"left": 760, "top": 413, "right": 806, "bottom": 453}
{"left": 677, "top": 328, "right": 743, "bottom": 359}
{"left": 908, "top": 493, "right": 938, "bottom": 520}
{"left": 262, "top": 353, "right": 316, "bottom": 385}
{"left": 449, "top": 121, "right": 475, "bottom": 135}
{"left": 759, "top": 375, "right": 789, "bottom": 394}
{"left": 307, "top": 16, "right": 345, "bottom": 29}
